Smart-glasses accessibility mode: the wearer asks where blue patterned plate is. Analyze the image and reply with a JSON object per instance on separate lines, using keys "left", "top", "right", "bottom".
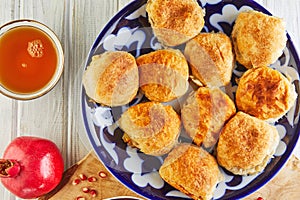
{"left": 81, "top": 0, "right": 300, "bottom": 199}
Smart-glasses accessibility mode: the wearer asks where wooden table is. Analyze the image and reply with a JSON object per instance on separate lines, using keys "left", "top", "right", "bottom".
{"left": 0, "top": 0, "right": 299, "bottom": 199}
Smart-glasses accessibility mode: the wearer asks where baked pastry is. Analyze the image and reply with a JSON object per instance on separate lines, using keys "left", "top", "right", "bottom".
{"left": 146, "top": 0, "right": 205, "bottom": 46}
{"left": 137, "top": 49, "right": 189, "bottom": 102}
{"left": 118, "top": 102, "right": 181, "bottom": 156}
{"left": 82, "top": 51, "right": 139, "bottom": 107}
{"left": 181, "top": 87, "right": 236, "bottom": 148}
{"left": 217, "top": 112, "right": 280, "bottom": 175}
{"left": 232, "top": 10, "right": 287, "bottom": 68}
{"left": 184, "top": 32, "right": 235, "bottom": 87}
{"left": 236, "top": 66, "right": 297, "bottom": 122}
{"left": 159, "top": 143, "right": 223, "bottom": 200}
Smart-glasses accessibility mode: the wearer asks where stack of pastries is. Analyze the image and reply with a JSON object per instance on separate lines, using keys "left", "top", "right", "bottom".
{"left": 82, "top": 0, "right": 297, "bottom": 199}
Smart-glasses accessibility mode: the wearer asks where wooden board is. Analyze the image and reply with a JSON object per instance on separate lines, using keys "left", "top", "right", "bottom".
{"left": 38, "top": 151, "right": 143, "bottom": 200}
{"left": 245, "top": 155, "right": 300, "bottom": 200}
{"left": 39, "top": 152, "right": 300, "bottom": 200}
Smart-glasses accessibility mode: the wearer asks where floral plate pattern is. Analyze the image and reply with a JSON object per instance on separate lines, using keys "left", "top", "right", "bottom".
{"left": 81, "top": 0, "right": 300, "bottom": 199}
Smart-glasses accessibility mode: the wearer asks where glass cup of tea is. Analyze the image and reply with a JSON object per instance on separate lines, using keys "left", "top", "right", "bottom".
{"left": 0, "top": 19, "right": 64, "bottom": 100}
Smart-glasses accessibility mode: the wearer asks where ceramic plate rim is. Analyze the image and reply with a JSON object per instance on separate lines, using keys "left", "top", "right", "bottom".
{"left": 80, "top": 0, "right": 300, "bottom": 199}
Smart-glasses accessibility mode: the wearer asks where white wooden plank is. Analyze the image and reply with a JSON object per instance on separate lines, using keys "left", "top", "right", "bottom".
{"left": 0, "top": 0, "right": 21, "bottom": 199}
{"left": 0, "top": 98, "right": 16, "bottom": 200}
{"left": 14, "top": 0, "right": 67, "bottom": 165}
{"left": 67, "top": 0, "right": 120, "bottom": 165}
{"left": 0, "top": 0, "right": 19, "bottom": 143}
{"left": 119, "top": 0, "right": 133, "bottom": 10}
{"left": 12, "top": 1, "right": 66, "bottom": 199}
{"left": 0, "top": 0, "right": 298, "bottom": 200}
{"left": 262, "top": 0, "right": 300, "bottom": 53}
{"left": 7, "top": 9, "right": 69, "bottom": 196}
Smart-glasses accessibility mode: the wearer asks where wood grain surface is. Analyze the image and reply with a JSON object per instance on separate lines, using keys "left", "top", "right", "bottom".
{"left": 0, "top": 0, "right": 299, "bottom": 199}
{"left": 38, "top": 151, "right": 143, "bottom": 200}
{"left": 38, "top": 153, "right": 300, "bottom": 200}
{"left": 245, "top": 155, "right": 300, "bottom": 200}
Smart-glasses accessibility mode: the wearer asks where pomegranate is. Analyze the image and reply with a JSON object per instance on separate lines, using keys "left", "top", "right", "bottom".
{"left": 0, "top": 136, "right": 64, "bottom": 199}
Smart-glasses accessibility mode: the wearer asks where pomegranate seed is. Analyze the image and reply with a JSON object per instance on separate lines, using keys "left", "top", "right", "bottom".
{"left": 257, "top": 198, "right": 264, "bottom": 200}
{"left": 76, "top": 197, "right": 85, "bottom": 200}
{"left": 98, "top": 171, "right": 107, "bottom": 178}
{"left": 82, "top": 187, "right": 90, "bottom": 193}
{"left": 90, "top": 189, "right": 97, "bottom": 197}
{"left": 88, "top": 176, "right": 97, "bottom": 182}
{"left": 72, "top": 178, "right": 81, "bottom": 185}
{"left": 79, "top": 173, "right": 87, "bottom": 181}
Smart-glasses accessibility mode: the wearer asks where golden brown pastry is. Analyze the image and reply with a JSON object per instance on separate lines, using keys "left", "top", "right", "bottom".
{"left": 159, "top": 143, "right": 223, "bottom": 200}
{"left": 184, "top": 32, "right": 235, "bottom": 87}
{"left": 137, "top": 49, "right": 189, "bottom": 102}
{"left": 118, "top": 102, "right": 181, "bottom": 156}
{"left": 231, "top": 10, "right": 287, "bottom": 68}
{"left": 146, "top": 0, "right": 205, "bottom": 46}
{"left": 236, "top": 66, "right": 297, "bottom": 122}
{"left": 82, "top": 51, "right": 139, "bottom": 107}
{"left": 217, "top": 112, "right": 280, "bottom": 175}
{"left": 181, "top": 87, "right": 236, "bottom": 148}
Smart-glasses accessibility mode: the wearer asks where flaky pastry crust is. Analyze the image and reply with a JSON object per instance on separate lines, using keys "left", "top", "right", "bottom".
{"left": 232, "top": 10, "right": 287, "bottom": 68}
{"left": 217, "top": 112, "right": 280, "bottom": 175}
{"left": 184, "top": 32, "right": 235, "bottom": 87}
{"left": 137, "top": 49, "right": 189, "bottom": 102}
{"left": 181, "top": 87, "right": 236, "bottom": 148}
{"left": 82, "top": 51, "right": 139, "bottom": 107}
{"left": 118, "top": 102, "right": 181, "bottom": 156}
{"left": 236, "top": 66, "right": 297, "bottom": 122}
{"left": 146, "top": 0, "right": 205, "bottom": 46}
{"left": 159, "top": 143, "right": 223, "bottom": 200}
